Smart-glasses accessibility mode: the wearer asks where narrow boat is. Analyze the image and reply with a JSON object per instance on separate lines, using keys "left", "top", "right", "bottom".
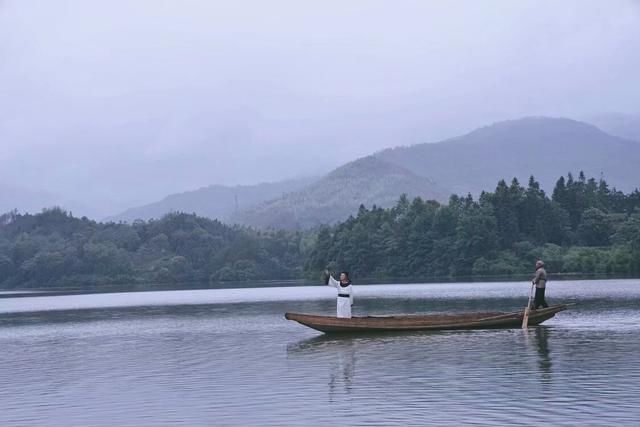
{"left": 285, "top": 304, "right": 568, "bottom": 333}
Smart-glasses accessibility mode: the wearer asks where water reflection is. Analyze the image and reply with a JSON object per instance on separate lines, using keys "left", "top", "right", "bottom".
{"left": 328, "top": 340, "right": 356, "bottom": 400}
{"left": 535, "top": 327, "right": 552, "bottom": 381}
{"left": 287, "top": 335, "right": 358, "bottom": 401}
{"left": 524, "top": 326, "right": 553, "bottom": 384}
{"left": 3, "top": 281, "right": 640, "bottom": 426}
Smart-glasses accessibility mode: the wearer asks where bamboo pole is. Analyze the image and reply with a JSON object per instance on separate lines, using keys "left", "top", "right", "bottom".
{"left": 522, "top": 283, "right": 535, "bottom": 329}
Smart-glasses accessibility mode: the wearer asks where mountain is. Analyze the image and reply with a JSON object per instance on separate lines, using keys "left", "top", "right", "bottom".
{"left": 231, "top": 156, "right": 450, "bottom": 229}
{"left": 377, "top": 116, "right": 640, "bottom": 196}
{"left": 108, "top": 116, "right": 640, "bottom": 230}
{"left": 105, "top": 177, "right": 316, "bottom": 223}
{"left": 584, "top": 113, "right": 640, "bottom": 143}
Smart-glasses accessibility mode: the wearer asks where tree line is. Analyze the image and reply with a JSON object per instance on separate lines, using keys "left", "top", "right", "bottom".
{"left": 0, "top": 210, "right": 304, "bottom": 288}
{"left": 307, "top": 172, "right": 640, "bottom": 278}
{"left": 2, "top": 172, "right": 640, "bottom": 288}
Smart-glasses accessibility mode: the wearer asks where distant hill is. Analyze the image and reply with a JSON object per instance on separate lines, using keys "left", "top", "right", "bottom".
{"left": 108, "top": 116, "right": 640, "bottom": 230}
{"left": 377, "top": 116, "right": 640, "bottom": 196}
{"left": 584, "top": 113, "right": 640, "bottom": 143}
{"left": 105, "top": 177, "right": 316, "bottom": 223}
{"left": 231, "top": 156, "right": 450, "bottom": 229}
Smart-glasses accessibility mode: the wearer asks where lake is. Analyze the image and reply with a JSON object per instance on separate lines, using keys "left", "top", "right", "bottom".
{"left": 1, "top": 279, "right": 639, "bottom": 426}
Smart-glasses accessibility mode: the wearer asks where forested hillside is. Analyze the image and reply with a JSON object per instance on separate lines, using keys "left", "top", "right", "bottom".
{"left": 306, "top": 172, "right": 640, "bottom": 278}
{"left": 2, "top": 172, "right": 640, "bottom": 289}
{"left": 0, "top": 210, "right": 304, "bottom": 288}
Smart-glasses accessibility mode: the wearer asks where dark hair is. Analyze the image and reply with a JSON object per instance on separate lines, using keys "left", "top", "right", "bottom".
{"left": 340, "top": 271, "right": 350, "bottom": 279}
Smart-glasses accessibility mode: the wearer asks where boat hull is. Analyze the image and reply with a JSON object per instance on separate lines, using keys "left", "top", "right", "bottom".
{"left": 285, "top": 304, "right": 568, "bottom": 333}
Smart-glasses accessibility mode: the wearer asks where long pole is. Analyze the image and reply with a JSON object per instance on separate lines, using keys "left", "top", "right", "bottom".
{"left": 522, "top": 283, "right": 535, "bottom": 329}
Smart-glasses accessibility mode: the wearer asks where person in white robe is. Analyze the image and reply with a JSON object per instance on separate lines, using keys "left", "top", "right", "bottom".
{"left": 325, "top": 270, "right": 353, "bottom": 318}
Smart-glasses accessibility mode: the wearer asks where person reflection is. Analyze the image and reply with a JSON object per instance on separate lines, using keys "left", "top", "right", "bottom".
{"left": 286, "top": 336, "right": 357, "bottom": 401}
{"left": 328, "top": 339, "right": 356, "bottom": 401}
{"left": 533, "top": 326, "right": 552, "bottom": 382}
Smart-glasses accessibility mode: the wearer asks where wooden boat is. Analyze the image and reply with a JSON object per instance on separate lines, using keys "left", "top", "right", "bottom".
{"left": 285, "top": 304, "right": 568, "bottom": 333}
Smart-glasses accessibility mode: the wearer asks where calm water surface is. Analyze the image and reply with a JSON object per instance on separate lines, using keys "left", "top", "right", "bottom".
{"left": 1, "top": 279, "right": 640, "bottom": 426}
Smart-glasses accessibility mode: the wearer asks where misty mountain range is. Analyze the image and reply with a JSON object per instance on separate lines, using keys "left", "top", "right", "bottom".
{"left": 3, "top": 1, "right": 640, "bottom": 230}
{"left": 379, "top": 116, "right": 640, "bottom": 196}
{"left": 230, "top": 156, "right": 449, "bottom": 229}
{"left": 96, "top": 115, "right": 640, "bottom": 229}
{"left": 103, "top": 177, "right": 316, "bottom": 224}
{"left": 583, "top": 112, "right": 640, "bottom": 144}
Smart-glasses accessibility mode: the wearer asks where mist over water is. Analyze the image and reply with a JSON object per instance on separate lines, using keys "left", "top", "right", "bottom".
{"left": 1, "top": 279, "right": 639, "bottom": 426}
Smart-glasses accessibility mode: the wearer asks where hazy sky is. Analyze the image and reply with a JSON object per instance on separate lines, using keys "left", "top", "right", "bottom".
{"left": 1, "top": 0, "right": 639, "bottom": 217}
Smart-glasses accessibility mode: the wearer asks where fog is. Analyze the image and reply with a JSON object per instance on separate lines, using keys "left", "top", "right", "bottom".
{"left": 1, "top": 0, "right": 639, "bottom": 218}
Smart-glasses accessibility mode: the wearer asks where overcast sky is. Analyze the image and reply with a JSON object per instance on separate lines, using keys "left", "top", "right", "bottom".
{"left": 1, "top": 0, "right": 639, "bottom": 218}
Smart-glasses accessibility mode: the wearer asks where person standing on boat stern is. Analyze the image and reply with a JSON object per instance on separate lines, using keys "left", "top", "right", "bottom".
{"left": 532, "top": 260, "right": 549, "bottom": 309}
{"left": 324, "top": 270, "right": 354, "bottom": 318}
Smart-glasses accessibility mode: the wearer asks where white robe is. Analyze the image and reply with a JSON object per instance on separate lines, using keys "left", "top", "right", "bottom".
{"left": 327, "top": 276, "right": 353, "bottom": 318}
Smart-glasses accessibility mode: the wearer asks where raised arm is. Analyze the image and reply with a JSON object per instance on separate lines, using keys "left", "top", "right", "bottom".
{"left": 324, "top": 270, "right": 340, "bottom": 288}
{"left": 327, "top": 275, "right": 340, "bottom": 288}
